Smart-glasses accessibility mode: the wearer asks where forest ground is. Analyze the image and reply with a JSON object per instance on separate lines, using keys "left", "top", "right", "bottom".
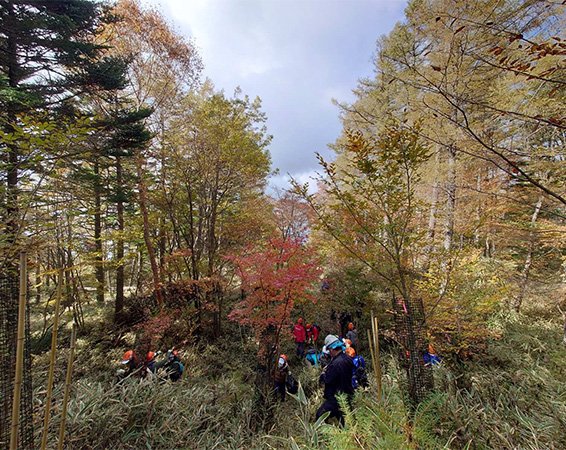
{"left": 29, "top": 288, "right": 566, "bottom": 450}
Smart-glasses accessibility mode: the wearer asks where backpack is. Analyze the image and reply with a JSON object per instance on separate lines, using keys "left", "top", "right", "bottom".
{"left": 169, "top": 360, "right": 184, "bottom": 382}
{"left": 305, "top": 349, "right": 320, "bottom": 366}
{"left": 286, "top": 372, "right": 298, "bottom": 394}
{"left": 352, "top": 356, "right": 368, "bottom": 389}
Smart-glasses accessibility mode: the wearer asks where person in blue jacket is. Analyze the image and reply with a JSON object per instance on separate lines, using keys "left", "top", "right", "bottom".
{"left": 423, "top": 344, "right": 441, "bottom": 366}
{"left": 346, "top": 347, "right": 368, "bottom": 389}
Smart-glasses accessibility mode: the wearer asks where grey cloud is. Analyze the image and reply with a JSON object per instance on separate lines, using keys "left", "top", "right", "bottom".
{"left": 146, "top": 0, "right": 406, "bottom": 189}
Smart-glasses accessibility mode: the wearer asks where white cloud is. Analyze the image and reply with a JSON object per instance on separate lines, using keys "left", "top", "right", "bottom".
{"left": 269, "top": 169, "right": 320, "bottom": 195}
{"left": 141, "top": 0, "right": 406, "bottom": 189}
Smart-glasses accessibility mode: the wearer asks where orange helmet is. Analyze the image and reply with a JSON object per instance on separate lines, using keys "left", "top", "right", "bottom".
{"left": 345, "top": 347, "right": 356, "bottom": 357}
{"left": 280, "top": 354, "right": 288, "bottom": 361}
{"left": 306, "top": 323, "right": 312, "bottom": 329}
{"left": 121, "top": 350, "right": 134, "bottom": 364}
{"left": 145, "top": 351, "right": 156, "bottom": 362}
{"left": 298, "top": 317, "right": 303, "bottom": 324}
{"left": 348, "top": 322, "right": 354, "bottom": 331}
{"left": 344, "top": 339, "right": 352, "bottom": 348}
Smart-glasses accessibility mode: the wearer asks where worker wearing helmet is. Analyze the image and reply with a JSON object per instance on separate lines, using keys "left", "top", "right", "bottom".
{"left": 144, "top": 351, "right": 158, "bottom": 375}
{"left": 306, "top": 323, "right": 320, "bottom": 345}
{"left": 273, "top": 354, "right": 289, "bottom": 401}
{"left": 117, "top": 349, "right": 139, "bottom": 380}
{"left": 155, "top": 349, "right": 184, "bottom": 382}
{"left": 316, "top": 335, "right": 354, "bottom": 425}
{"left": 292, "top": 318, "right": 307, "bottom": 358}
{"left": 345, "top": 322, "right": 359, "bottom": 350}
{"left": 345, "top": 347, "right": 368, "bottom": 389}
{"left": 306, "top": 323, "right": 313, "bottom": 343}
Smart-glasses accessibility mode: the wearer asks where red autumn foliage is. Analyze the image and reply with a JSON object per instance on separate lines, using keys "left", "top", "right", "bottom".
{"left": 227, "top": 237, "right": 321, "bottom": 356}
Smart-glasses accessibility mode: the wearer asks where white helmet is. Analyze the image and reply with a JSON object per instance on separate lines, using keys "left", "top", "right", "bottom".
{"left": 324, "top": 334, "right": 341, "bottom": 350}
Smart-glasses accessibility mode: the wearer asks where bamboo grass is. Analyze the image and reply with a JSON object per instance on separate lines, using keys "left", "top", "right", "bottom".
{"left": 9, "top": 252, "right": 28, "bottom": 450}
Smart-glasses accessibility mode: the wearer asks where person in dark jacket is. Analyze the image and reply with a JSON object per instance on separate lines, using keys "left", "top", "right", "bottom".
{"left": 117, "top": 349, "right": 139, "bottom": 381}
{"left": 345, "top": 322, "right": 359, "bottom": 350}
{"left": 273, "top": 354, "right": 289, "bottom": 401}
{"left": 155, "top": 349, "right": 184, "bottom": 381}
{"left": 316, "top": 335, "right": 354, "bottom": 425}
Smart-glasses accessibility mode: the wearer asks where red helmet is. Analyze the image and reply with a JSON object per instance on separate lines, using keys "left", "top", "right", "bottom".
{"left": 297, "top": 317, "right": 304, "bottom": 324}
{"left": 306, "top": 323, "right": 312, "bottom": 329}
{"left": 121, "top": 350, "right": 134, "bottom": 364}
{"left": 145, "top": 351, "right": 156, "bottom": 362}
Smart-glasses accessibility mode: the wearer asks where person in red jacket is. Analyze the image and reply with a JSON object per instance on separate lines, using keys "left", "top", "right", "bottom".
{"left": 293, "top": 317, "right": 307, "bottom": 358}
{"left": 306, "top": 323, "right": 320, "bottom": 346}
{"left": 311, "top": 323, "right": 320, "bottom": 345}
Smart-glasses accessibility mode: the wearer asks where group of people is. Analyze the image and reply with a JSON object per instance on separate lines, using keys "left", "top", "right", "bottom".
{"left": 274, "top": 319, "right": 368, "bottom": 425}
{"left": 117, "top": 348, "right": 184, "bottom": 382}
{"left": 117, "top": 317, "right": 437, "bottom": 427}
{"left": 292, "top": 317, "right": 320, "bottom": 358}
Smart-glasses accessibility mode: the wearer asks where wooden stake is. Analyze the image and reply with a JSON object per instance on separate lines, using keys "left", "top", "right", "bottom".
{"left": 57, "top": 323, "right": 77, "bottom": 450}
{"left": 373, "top": 316, "right": 382, "bottom": 399}
{"left": 370, "top": 310, "right": 377, "bottom": 375}
{"left": 367, "top": 329, "right": 377, "bottom": 376}
{"left": 9, "top": 252, "right": 28, "bottom": 450}
{"left": 40, "top": 269, "right": 63, "bottom": 450}
{"left": 367, "top": 311, "right": 382, "bottom": 400}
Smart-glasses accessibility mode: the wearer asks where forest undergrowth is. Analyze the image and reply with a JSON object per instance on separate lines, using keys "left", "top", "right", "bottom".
{"left": 30, "top": 293, "right": 566, "bottom": 450}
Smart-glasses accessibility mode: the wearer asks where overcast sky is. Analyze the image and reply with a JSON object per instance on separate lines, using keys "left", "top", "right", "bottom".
{"left": 142, "top": 0, "right": 406, "bottom": 191}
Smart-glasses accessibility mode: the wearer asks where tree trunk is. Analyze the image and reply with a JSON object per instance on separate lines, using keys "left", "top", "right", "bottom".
{"left": 473, "top": 171, "right": 482, "bottom": 246}
{"left": 158, "top": 218, "right": 168, "bottom": 281}
{"left": 208, "top": 169, "right": 220, "bottom": 335}
{"left": 443, "top": 145, "right": 457, "bottom": 253}
{"left": 513, "top": 196, "right": 543, "bottom": 313}
{"left": 135, "top": 153, "right": 164, "bottom": 305}
{"left": 135, "top": 246, "right": 144, "bottom": 297}
{"left": 423, "top": 150, "right": 441, "bottom": 271}
{"left": 35, "top": 257, "right": 41, "bottom": 304}
{"left": 439, "top": 145, "right": 457, "bottom": 299}
{"left": 187, "top": 183, "right": 199, "bottom": 281}
{"left": 94, "top": 158, "right": 105, "bottom": 303}
{"left": 115, "top": 157, "right": 125, "bottom": 320}
{"left": 4, "top": 1, "right": 20, "bottom": 257}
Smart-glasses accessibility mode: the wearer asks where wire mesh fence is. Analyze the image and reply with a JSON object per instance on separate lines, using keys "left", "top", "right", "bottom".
{"left": 393, "top": 295, "right": 434, "bottom": 410}
{"left": 0, "top": 270, "right": 34, "bottom": 449}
